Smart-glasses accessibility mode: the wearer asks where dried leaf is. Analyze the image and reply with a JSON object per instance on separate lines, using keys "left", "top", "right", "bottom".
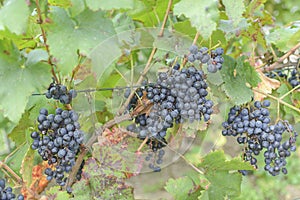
{"left": 253, "top": 69, "right": 280, "bottom": 100}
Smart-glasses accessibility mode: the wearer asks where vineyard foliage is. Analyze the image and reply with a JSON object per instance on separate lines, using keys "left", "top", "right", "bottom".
{"left": 0, "top": 0, "right": 300, "bottom": 200}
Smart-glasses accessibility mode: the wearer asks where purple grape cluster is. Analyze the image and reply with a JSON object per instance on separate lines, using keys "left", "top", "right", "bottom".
{"left": 288, "top": 68, "right": 299, "bottom": 88}
{"left": 31, "top": 108, "right": 85, "bottom": 186}
{"left": 126, "top": 66, "right": 214, "bottom": 157}
{"left": 0, "top": 179, "right": 24, "bottom": 200}
{"left": 45, "top": 82, "right": 77, "bottom": 104}
{"left": 188, "top": 45, "right": 224, "bottom": 73}
{"left": 222, "top": 100, "right": 298, "bottom": 175}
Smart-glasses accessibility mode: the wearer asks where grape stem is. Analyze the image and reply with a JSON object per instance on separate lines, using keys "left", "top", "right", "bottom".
{"left": 158, "top": 0, "right": 173, "bottom": 37}
{"left": 159, "top": 139, "right": 204, "bottom": 175}
{"left": 0, "top": 161, "right": 22, "bottom": 184}
{"left": 252, "top": 88, "right": 300, "bottom": 113}
{"left": 35, "top": 0, "right": 59, "bottom": 84}
{"left": 137, "top": 137, "right": 149, "bottom": 152}
{"left": 263, "top": 41, "right": 300, "bottom": 72}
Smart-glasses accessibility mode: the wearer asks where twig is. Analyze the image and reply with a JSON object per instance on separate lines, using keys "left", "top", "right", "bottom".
{"left": 159, "top": 139, "right": 204, "bottom": 175}
{"left": 117, "top": 47, "right": 157, "bottom": 115}
{"left": 280, "top": 84, "right": 300, "bottom": 100}
{"left": 137, "top": 137, "right": 148, "bottom": 152}
{"left": 192, "top": 32, "right": 200, "bottom": 45}
{"left": 264, "top": 42, "right": 300, "bottom": 72}
{"left": 35, "top": 0, "right": 59, "bottom": 83}
{"left": 158, "top": 0, "right": 173, "bottom": 37}
{"left": 0, "top": 161, "right": 23, "bottom": 184}
{"left": 252, "top": 88, "right": 300, "bottom": 113}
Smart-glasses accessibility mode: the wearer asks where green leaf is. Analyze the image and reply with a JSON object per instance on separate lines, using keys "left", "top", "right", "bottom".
{"left": 204, "top": 171, "right": 243, "bottom": 199}
{"left": 8, "top": 112, "right": 33, "bottom": 146}
{"left": 128, "top": 0, "right": 171, "bottom": 27}
{"left": 20, "top": 148, "right": 35, "bottom": 187}
{"left": 220, "top": 55, "right": 254, "bottom": 105}
{"left": 219, "top": 19, "right": 249, "bottom": 40}
{"left": 236, "top": 56, "right": 261, "bottom": 87}
{"left": 197, "top": 151, "right": 251, "bottom": 199}
{"left": 68, "top": 0, "right": 85, "bottom": 17}
{"left": 266, "top": 27, "right": 300, "bottom": 52}
{"left": 222, "top": 0, "right": 245, "bottom": 25}
{"left": 174, "top": 0, "right": 219, "bottom": 39}
{"left": 198, "top": 150, "right": 254, "bottom": 172}
{"left": 72, "top": 157, "right": 134, "bottom": 199}
{"left": 48, "top": 0, "right": 72, "bottom": 8}
{"left": 0, "top": 40, "right": 52, "bottom": 123}
{"left": 5, "top": 143, "right": 29, "bottom": 176}
{"left": 173, "top": 20, "right": 197, "bottom": 39}
{"left": 0, "top": 0, "right": 30, "bottom": 34}
{"left": 47, "top": 7, "right": 117, "bottom": 75}
{"left": 86, "top": 0, "right": 135, "bottom": 11}
{"left": 165, "top": 176, "right": 195, "bottom": 200}
{"left": 72, "top": 179, "right": 92, "bottom": 199}
{"left": 46, "top": 186, "right": 70, "bottom": 199}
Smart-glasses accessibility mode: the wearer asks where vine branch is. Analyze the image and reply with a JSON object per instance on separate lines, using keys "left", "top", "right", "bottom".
{"left": 0, "top": 161, "right": 23, "bottom": 184}
{"left": 263, "top": 42, "right": 300, "bottom": 72}
{"left": 35, "top": 0, "right": 59, "bottom": 83}
{"left": 158, "top": 0, "right": 172, "bottom": 37}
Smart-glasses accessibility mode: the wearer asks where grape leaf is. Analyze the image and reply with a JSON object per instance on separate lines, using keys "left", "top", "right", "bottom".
{"left": 0, "top": 40, "right": 52, "bottom": 123}
{"left": 219, "top": 19, "right": 249, "bottom": 40}
{"left": 0, "top": 0, "right": 29, "bottom": 35}
{"left": 20, "top": 148, "right": 35, "bottom": 187}
{"left": 222, "top": 0, "right": 245, "bottom": 25}
{"left": 236, "top": 56, "right": 261, "bottom": 87}
{"left": 199, "top": 171, "right": 243, "bottom": 199}
{"left": 69, "top": 0, "right": 85, "bottom": 17}
{"left": 46, "top": 186, "right": 69, "bottom": 199}
{"left": 48, "top": 0, "right": 71, "bottom": 8}
{"left": 220, "top": 55, "right": 254, "bottom": 105}
{"left": 8, "top": 112, "right": 33, "bottom": 146}
{"left": 197, "top": 150, "right": 252, "bottom": 199}
{"left": 72, "top": 157, "right": 134, "bottom": 199}
{"left": 174, "top": 0, "right": 219, "bottom": 39}
{"left": 47, "top": 7, "right": 117, "bottom": 75}
{"left": 173, "top": 20, "right": 197, "bottom": 39}
{"left": 266, "top": 27, "right": 300, "bottom": 52}
{"left": 5, "top": 143, "right": 29, "bottom": 176}
{"left": 165, "top": 176, "right": 197, "bottom": 200}
{"left": 198, "top": 150, "right": 254, "bottom": 171}
{"left": 86, "top": 0, "right": 135, "bottom": 11}
{"left": 128, "top": 0, "right": 170, "bottom": 27}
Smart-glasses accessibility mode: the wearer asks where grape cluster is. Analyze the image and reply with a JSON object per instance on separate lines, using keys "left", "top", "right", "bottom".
{"left": 0, "top": 179, "right": 24, "bottom": 200}
{"left": 288, "top": 68, "right": 299, "bottom": 88}
{"left": 45, "top": 82, "right": 77, "bottom": 104}
{"left": 265, "top": 67, "right": 299, "bottom": 88}
{"left": 222, "top": 100, "right": 298, "bottom": 175}
{"left": 188, "top": 45, "right": 224, "bottom": 73}
{"left": 126, "top": 66, "right": 214, "bottom": 159}
{"left": 31, "top": 108, "right": 84, "bottom": 186}
{"left": 145, "top": 149, "right": 165, "bottom": 172}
